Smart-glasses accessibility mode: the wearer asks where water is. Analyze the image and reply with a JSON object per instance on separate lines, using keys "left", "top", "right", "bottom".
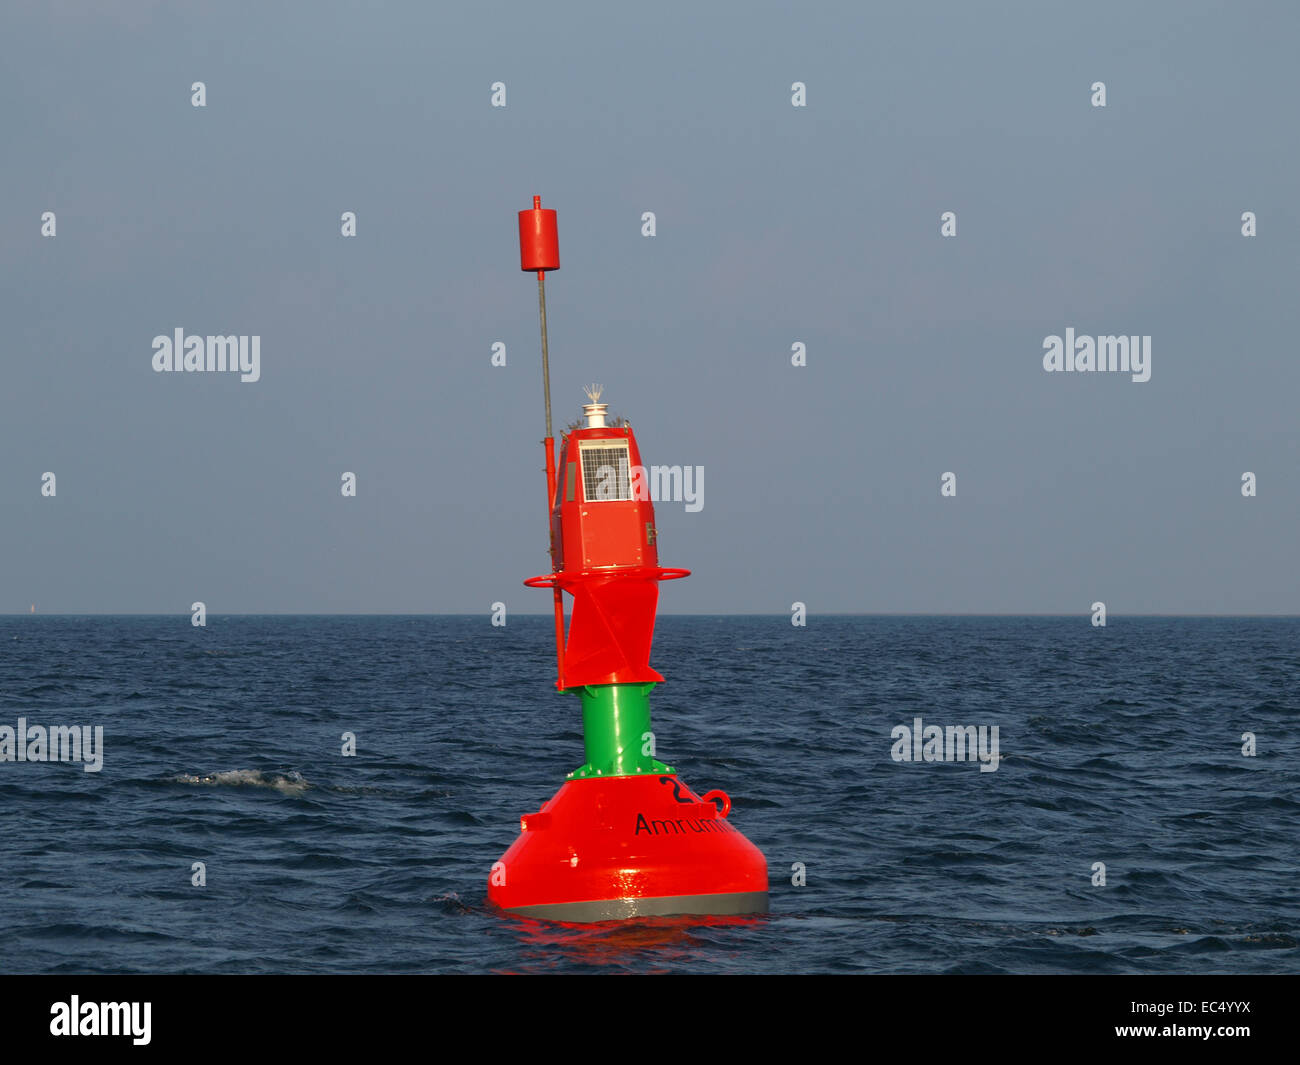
{"left": 1, "top": 615, "right": 1296, "bottom": 974}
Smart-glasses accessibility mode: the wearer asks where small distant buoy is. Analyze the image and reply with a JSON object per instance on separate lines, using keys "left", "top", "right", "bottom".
{"left": 487, "top": 197, "right": 768, "bottom": 922}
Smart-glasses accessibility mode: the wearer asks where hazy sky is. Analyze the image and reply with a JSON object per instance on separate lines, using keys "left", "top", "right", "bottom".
{"left": 2, "top": 1, "right": 1297, "bottom": 614}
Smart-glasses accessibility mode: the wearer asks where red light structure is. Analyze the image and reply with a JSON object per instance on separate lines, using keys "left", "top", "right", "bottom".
{"left": 486, "top": 197, "right": 768, "bottom": 921}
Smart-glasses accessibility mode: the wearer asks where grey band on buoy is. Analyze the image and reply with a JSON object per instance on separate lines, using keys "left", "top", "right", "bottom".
{"left": 504, "top": 891, "right": 769, "bottom": 923}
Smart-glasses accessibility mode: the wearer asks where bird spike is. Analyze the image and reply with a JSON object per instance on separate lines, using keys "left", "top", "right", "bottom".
{"left": 583, "top": 383, "right": 604, "bottom": 403}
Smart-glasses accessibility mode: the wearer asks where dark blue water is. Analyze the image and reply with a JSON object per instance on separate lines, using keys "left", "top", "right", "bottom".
{"left": 1, "top": 615, "right": 1296, "bottom": 974}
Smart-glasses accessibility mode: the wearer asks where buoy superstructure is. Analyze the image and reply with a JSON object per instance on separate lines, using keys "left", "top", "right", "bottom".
{"left": 487, "top": 197, "right": 768, "bottom": 922}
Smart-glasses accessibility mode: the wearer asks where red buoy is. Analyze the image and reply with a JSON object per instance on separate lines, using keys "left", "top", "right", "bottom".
{"left": 489, "top": 198, "right": 768, "bottom": 923}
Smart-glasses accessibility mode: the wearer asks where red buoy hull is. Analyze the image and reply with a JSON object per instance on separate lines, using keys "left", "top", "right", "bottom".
{"left": 489, "top": 774, "right": 768, "bottom": 922}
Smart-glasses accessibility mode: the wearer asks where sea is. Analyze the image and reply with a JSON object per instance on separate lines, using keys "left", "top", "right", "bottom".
{"left": 1, "top": 615, "right": 1296, "bottom": 974}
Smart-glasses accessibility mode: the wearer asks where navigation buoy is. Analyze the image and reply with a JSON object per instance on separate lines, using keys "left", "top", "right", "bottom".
{"left": 487, "top": 197, "right": 768, "bottom": 922}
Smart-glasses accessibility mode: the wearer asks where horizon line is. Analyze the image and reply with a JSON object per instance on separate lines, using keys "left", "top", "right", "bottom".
{"left": 4, "top": 612, "right": 1299, "bottom": 619}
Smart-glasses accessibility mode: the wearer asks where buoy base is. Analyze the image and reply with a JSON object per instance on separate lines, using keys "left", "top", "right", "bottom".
{"left": 489, "top": 774, "right": 768, "bottom": 923}
{"left": 503, "top": 890, "right": 769, "bottom": 923}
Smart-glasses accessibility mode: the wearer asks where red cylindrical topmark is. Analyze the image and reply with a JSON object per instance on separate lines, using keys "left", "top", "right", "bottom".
{"left": 518, "top": 195, "right": 560, "bottom": 273}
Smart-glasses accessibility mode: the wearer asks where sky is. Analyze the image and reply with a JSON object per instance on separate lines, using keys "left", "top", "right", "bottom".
{"left": 2, "top": 0, "right": 1297, "bottom": 614}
